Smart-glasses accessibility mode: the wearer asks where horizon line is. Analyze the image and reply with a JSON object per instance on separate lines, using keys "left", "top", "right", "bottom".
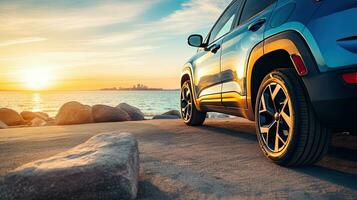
{"left": 0, "top": 89, "right": 180, "bottom": 92}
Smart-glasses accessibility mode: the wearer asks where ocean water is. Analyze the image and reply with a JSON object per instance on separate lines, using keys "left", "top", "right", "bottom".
{"left": 0, "top": 91, "right": 180, "bottom": 117}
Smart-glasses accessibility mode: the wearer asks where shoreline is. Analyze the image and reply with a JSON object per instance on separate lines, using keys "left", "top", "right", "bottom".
{"left": 0, "top": 101, "right": 181, "bottom": 129}
{"left": 0, "top": 100, "right": 234, "bottom": 130}
{"left": 0, "top": 90, "right": 180, "bottom": 119}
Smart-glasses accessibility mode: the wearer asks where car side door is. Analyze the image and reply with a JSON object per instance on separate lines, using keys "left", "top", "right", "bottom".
{"left": 220, "top": 0, "right": 277, "bottom": 112}
{"left": 192, "top": 0, "right": 242, "bottom": 107}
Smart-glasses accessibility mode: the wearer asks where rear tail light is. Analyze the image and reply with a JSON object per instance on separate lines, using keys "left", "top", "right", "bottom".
{"left": 291, "top": 54, "right": 308, "bottom": 76}
{"left": 342, "top": 72, "right": 357, "bottom": 84}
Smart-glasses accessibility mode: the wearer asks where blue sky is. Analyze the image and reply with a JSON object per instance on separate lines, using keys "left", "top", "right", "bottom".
{"left": 0, "top": 0, "right": 231, "bottom": 90}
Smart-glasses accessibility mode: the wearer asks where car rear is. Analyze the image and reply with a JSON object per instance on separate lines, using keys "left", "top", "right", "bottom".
{"left": 302, "top": 0, "right": 357, "bottom": 131}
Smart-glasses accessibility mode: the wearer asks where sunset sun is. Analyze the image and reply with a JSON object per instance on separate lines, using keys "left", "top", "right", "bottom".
{"left": 23, "top": 68, "right": 53, "bottom": 90}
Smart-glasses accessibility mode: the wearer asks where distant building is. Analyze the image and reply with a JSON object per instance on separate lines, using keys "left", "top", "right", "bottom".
{"left": 100, "top": 84, "right": 163, "bottom": 91}
{"left": 133, "top": 84, "right": 148, "bottom": 90}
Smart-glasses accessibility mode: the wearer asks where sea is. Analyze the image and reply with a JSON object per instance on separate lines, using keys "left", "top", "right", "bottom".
{"left": 0, "top": 91, "right": 180, "bottom": 118}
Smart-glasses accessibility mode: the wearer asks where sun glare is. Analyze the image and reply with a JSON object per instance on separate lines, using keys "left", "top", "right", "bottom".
{"left": 23, "top": 68, "right": 53, "bottom": 91}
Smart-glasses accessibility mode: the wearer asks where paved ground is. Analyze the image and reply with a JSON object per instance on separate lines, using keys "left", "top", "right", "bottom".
{"left": 0, "top": 119, "right": 356, "bottom": 199}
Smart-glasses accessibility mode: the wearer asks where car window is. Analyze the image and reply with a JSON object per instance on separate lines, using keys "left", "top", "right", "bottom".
{"left": 208, "top": 1, "right": 241, "bottom": 44}
{"left": 214, "top": 15, "right": 236, "bottom": 42}
{"left": 240, "top": 0, "right": 275, "bottom": 24}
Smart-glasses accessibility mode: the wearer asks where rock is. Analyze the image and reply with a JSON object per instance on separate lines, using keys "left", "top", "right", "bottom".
{"left": 0, "top": 120, "right": 8, "bottom": 129}
{"left": 4, "top": 132, "right": 139, "bottom": 200}
{"left": 0, "top": 108, "right": 25, "bottom": 126}
{"left": 21, "top": 111, "right": 50, "bottom": 121}
{"left": 92, "top": 105, "right": 130, "bottom": 123}
{"left": 152, "top": 110, "right": 182, "bottom": 120}
{"left": 117, "top": 103, "right": 145, "bottom": 121}
{"left": 152, "top": 114, "right": 180, "bottom": 120}
{"left": 31, "top": 118, "right": 47, "bottom": 127}
{"left": 162, "top": 110, "right": 181, "bottom": 118}
{"left": 208, "top": 112, "right": 231, "bottom": 118}
{"left": 45, "top": 118, "right": 56, "bottom": 126}
{"left": 37, "top": 112, "right": 50, "bottom": 119}
{"left": 55, "top": 101, "right": 93, "bottom": 125}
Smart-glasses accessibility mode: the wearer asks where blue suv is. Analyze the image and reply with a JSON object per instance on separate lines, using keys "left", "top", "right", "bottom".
{"left": 180, "top": 0, "right": 357, "bottom": 166}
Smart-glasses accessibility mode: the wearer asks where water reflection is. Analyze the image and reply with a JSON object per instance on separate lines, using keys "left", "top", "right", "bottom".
{"left": 32, "top": 93, "right": 42, "bottom": 112}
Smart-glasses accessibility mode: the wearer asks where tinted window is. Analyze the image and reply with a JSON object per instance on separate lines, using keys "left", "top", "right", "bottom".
{"left": 214, "top": 15, "right": 236, "bottom": 42}
{"left": 240, "top": 0, "right": 275, "bottom": 24}
{"left": 208, "top": 1, "right": 241, "bottom": 44}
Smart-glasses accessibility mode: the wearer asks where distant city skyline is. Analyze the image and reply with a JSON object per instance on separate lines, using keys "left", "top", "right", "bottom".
{"left": 100, "top": 83, "right": 171, "bottom": 91}
{"left": 0, "top": 0, "right": 231, "bottom": 91}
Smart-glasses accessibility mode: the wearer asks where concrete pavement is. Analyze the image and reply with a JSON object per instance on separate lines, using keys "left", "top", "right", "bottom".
{"left": 0, "top": 119, "right": 356, "bottom": 199}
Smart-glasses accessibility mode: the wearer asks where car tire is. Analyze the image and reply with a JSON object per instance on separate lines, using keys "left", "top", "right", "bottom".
{"left": 255, "top": 69, "right": 331, "bottom": 166}
{"left": 181, "top": 80, "right": 206, "bottom": 126}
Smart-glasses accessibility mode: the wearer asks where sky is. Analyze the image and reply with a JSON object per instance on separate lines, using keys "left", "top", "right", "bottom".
{"left": 0, "top": 0, "right": 231, "bottom": 91}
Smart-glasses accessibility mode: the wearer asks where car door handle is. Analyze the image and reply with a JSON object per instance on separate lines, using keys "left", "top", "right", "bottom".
{"left": 248, "top": 18, "right": 266, "bottom": 32}
{"left": 210, "top": 44, "right": 221, "bottom": 54}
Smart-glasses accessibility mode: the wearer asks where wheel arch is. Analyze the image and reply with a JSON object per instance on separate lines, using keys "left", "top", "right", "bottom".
{"left": 181, "top": 64, "right": 201, "bottom": 110}
{"left": 181, "top": 63, "right": 193, "bottom": 84}
{"left": 181, "top": 73, "right": 191, "bottom": 86}
{"left": 246, "top": 30, "right": 318, "bottom": 121}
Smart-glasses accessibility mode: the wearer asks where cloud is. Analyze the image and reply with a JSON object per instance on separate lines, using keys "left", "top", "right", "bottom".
{"left": 89, "top": 0, "right": 231, "bottom": 46}
{"left": 1, "top": 0, "right": 230, "bottom": 48}
{"left": 0, "top": 37, "right": 47, "bottom": 47}
{"left": 0, "top": 1, "right": 158, "bottom": 32}
{"left": 0, "top": 0, "right": 233, "bottom": 90}
{"left": 151, "top": 0, "right": 232, "bottom": 35}
{"left": 85, "top": 32, "right": 142, "bottom": 45}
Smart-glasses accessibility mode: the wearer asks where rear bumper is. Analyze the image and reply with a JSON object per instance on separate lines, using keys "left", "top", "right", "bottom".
{"left": 303, "top": 69, "right": 357, "bottom": 131}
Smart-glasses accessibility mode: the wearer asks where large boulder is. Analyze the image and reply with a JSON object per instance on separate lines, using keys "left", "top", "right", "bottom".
{"left": 4, "top": 132, "right": 139, "bottom": 200}
{"left": 55, "top": 102, "right": 93, "bottom": 125}
{"left": 117, "top": 103, "right": 145, "bottom": 121}
{"left": 0, "top": 108, "right": 25, "bottom": 126}
{"left": 162, "top": 110, "right": 181, "bottom": 118}
{"left": 0, "top": 120, "right": 8, "bottom": 129}
{"left": 92, "top": 105, "right": 130, "bottom": 123}
{"left": 21, "top": 111, "right": 50, "bottom": 121}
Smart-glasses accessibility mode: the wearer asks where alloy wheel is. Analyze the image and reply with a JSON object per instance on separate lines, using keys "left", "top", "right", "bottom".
{"left": 181, "top": 84, "right": 193, "bottom": 121}
{"left": 258, "top": 82, "right": 293, "bottom": 153}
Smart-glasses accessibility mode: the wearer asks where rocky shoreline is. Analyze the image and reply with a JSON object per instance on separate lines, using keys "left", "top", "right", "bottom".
{"left": 0, "top": 101, "right": 182, "bottom": 129}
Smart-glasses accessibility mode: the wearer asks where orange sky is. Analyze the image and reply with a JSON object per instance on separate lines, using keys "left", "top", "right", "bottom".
{"left": 0, "top": 0, "right": 230, "bottom": 91}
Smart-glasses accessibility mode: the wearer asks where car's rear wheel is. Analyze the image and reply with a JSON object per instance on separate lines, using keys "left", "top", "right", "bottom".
{"left": 181, "top": 80, "right": 206, "bottom": 126}
{"left": 255, "top": 69, "right": 330, "bottom": 166}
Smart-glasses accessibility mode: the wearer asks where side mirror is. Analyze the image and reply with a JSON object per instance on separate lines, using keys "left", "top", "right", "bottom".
{"left": 188, "top": 34, "right": 205, "bottom": 48}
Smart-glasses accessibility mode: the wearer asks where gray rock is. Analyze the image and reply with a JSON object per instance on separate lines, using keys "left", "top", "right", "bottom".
{"left": 55, "top": 101, "right": 93, "bottom": 125}
{"left": 162, "top": 110, "right": 181, "bottom": 118}
{"left": 31, "top": 118, "right": 47, "bottom": 127}
{"left": 0, "top": 120, "right": 8, "bottom": 129}
{"left": 208, "top": 112, "right": 231, "bottom": 118}
{"left": 0, "top": 108, "right": 25, "bottom": 126}
{"left": 21, "top": 111, "right": 49, "bottom": 121}
{"left": 4, "top": 132, "right": 139, "bottom": 200}
{"left": 92, "top": 104, "right": 130, "bottom": 123}
{"left": 153, "top": 114, "right": 180, "bottom": 120}
{"left": 117, "top": 103, "right": 144, "bottom": 121}
{"left": 152, "top": 110, "right": 182, "bottom": 120}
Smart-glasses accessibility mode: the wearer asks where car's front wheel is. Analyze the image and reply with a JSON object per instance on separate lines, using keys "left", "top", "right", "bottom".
{"left": 181, "top": 80, "right": 206, "bottom": 126}
{"left": 255, "top": 69, "right": 330, "bottom": 166}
